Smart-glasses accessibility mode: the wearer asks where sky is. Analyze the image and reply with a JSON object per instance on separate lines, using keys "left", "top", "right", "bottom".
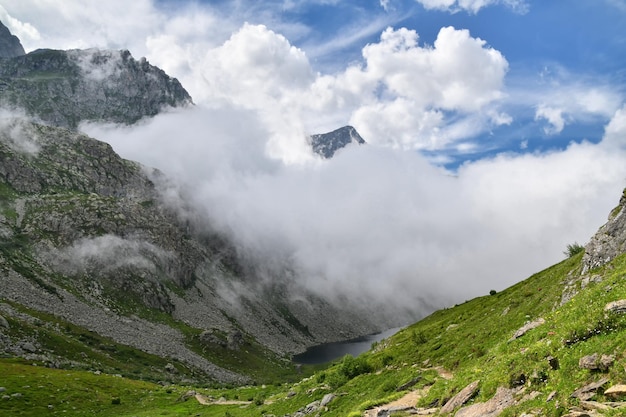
{"left": 2, "top": 0, "right": 626, "bottom": 316}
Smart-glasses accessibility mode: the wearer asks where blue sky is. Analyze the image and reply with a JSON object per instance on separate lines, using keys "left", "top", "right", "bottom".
{"left": 149, "top": 0, "right": 626, "bottom": 168}
{"left": 3, "top": 1, "right": 626, "bottom": 306}
{"left": 3, "top": 0, "right": 625, "bottom": 167}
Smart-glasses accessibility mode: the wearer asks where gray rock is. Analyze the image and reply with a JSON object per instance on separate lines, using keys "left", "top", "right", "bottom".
{"left": 320, "top": 393, "right": 335, "bottom": 407}
{"left": 604, "top": 384, "right": 626, "bottom": 398}
{"left": 440, "top": 380, "right": 480, "bottom": 414}
{"left": 582, "top": 190, "right": 626, "bottom": 273}
{"left": 227, "top": 330, "right": 244, "bottom": 350}
{"left": 509, "top": 318, "right": 545, "bottom": 341}
{"left": 310, "top": 126, "right": 365, "bottom": 159}
{"left": 0, "top": 315, "right": 8, "bottom": 329}
{"left": 579, "top": 354, "right": 615, "bottom": 371}
{"left": 0, "top": 387, "right": 5, "bottom": 392}
{"left": 0, "top": 21, "right": 25, "bottom": 58}
{"left": 604, "top": 300, "right": 626, "bottom": 314}
{"left": 455, "top": 386, "right": 516, "bottom": 417}
{"left": 571, "top": 377, "right": 610, "bottom": 400}
{"left": 21, "top": 342, "right": 37, "bottom": 353}
{"left": 164, "top": 363, "right": 178, "bottom": 374}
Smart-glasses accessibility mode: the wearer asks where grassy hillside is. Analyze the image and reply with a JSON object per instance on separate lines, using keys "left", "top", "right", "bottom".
{"left": 4, "top": 247, "right": 626, "bottom": 416}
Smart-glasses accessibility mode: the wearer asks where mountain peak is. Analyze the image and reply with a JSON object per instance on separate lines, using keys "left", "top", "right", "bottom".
{"left": 0, "top": 47, "right": 192, "bottom": 128}
{"left": 0, "top": 20, "right": 25, "bottom": 58}
{"left": 310, "top": 125, "right": 366, "bottom": 158}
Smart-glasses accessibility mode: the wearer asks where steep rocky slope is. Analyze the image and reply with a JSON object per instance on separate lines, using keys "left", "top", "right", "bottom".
{"left": 0, "top": 48, "right": 191, "bottom": 128}
{"left": 0, "top": 21, "right": 25, "bottom": 58}
{"left": 0, "top": 119, "right": 382, "bottom": 384}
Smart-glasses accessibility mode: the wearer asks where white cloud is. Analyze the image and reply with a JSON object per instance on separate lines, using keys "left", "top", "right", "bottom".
{"left": 535, "top": 105, "right": 565, "bottom": 135}
{"left": 415, "top": 0, "right": 529, "bottom": 14}
{"left": 313, "top": 26, "right": 509, "bottom": 150}
{"left": 83, "top": 105, "right": 626, "bottom": 315}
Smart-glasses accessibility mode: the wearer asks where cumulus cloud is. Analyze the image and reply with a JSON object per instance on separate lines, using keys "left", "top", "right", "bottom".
{"left": 322, "top": 26, "right": 509, "bottom": 150}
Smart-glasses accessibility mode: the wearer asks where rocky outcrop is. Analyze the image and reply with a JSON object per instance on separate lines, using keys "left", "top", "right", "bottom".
{"left": 0, "top": 21, "right": 24, "bottom": 58}
{"left": 0, "top": 48, "right": 192, "bottom": 128}
{"left": 582, "top": 189, "right": 626, "bottom": 274}
{"left": 309, "top": 125, "right": 365, "bottom": 158}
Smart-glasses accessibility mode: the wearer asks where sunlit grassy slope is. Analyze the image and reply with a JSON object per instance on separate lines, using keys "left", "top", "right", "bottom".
{"left": 3, "top": 250, "right": 626, "bottom": 416}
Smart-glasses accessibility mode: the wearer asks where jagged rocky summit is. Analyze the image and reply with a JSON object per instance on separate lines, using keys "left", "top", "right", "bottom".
{"left": 0, "top": 47, "right": 192, "bottom": 128}
{"left": 310, "top": 125, "right": 365, "bottom": 158}
{"left": 0, "top": 21, "right": 25, "bottom": 58}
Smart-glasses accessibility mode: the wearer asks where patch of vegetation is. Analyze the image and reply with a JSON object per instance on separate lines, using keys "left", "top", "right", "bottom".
{"left": 564, "top": 242, "right": 585, "bottom": 258}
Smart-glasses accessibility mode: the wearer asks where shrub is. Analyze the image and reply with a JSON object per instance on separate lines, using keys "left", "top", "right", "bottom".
{"left": 489, "top": 289, "right": 497, "bottom": 296}
{"left": 339, "top": 354, "right": 372, "bottom": 379}
{"left": 411, "top": 330, "right": 428, "bottom": 345}
{"left": 564, "top": 242, "right": 584, "bottom": 258}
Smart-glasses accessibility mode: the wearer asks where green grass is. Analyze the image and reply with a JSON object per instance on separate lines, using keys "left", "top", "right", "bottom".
{"left": 0, "top": 359, "right": 206, "bottom": 417}
{"left": 3, "top": 250, "right": 626, "bottom": 416}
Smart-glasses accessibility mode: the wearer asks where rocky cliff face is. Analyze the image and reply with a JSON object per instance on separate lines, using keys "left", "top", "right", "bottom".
{"left": 0, "top": 21, "right": 24, "bottom": 58}
{"left": 582, "top": 189, "right": 626, "bottom": 274}
{"left": 0, "top": 48, "right": 191, "bottom": 128}
{"left": 310, "top": 125, "right": 365, "bottom": 158}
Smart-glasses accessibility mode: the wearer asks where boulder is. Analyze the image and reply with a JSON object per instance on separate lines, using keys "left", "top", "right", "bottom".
{"left": 440, "top": 380, "right": 480, "bottom": 414}
{"left": 604, "top": 300, "right": 626, "bottom": 314}
{"left": 0, "top": 315, "right": 9, "bottom": 329}
{"left": 320, "top": 393, "right": 335, "bottom": 407}
{"left": 579, "top": 354, "right": 614, "bottom": 371}
{"left": 454, "top": 386, "right": 516, "bottom": 417}
{"left": 509, "top": 318, "right": 545, "bottom": 341}
{"left": 571, "top": 377, "right": 610, "bottom": 400}
{"left": 604, "top": 384, "right": 626, "bottom": 398}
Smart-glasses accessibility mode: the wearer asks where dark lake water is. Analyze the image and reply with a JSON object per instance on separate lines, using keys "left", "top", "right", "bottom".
{"left": 293, "top": 327, "right": 402, "bottom": 365}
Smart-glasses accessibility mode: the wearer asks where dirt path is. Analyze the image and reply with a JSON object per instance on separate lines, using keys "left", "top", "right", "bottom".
{"left": 195, "top": 394, "right": 252, "bottom": 406}
{"left": 363, "top": 388, "right": 433, "bottom": 417}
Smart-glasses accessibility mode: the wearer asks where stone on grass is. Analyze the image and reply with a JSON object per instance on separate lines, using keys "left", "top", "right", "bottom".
{"left": 509, "top": 318, "right": 545, "bottom": 341}
{"left": 604, "top": 300, "right": 626, "bottom": 314}
{"left": 455, "top": 386, "right": 516, "bottom": 417}
{"left": 571, "top": 377, "right": 609, "bottom": 400}
{"left": 440, "top": 380, "right": 480, "bottom": 414}
{"left": 604, "top": 384, "right": 626, "bottom": 398}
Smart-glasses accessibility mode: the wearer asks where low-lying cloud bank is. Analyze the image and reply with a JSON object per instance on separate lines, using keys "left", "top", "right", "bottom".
{"left": 83, "top": 104, "right": 626, "bottom": 313}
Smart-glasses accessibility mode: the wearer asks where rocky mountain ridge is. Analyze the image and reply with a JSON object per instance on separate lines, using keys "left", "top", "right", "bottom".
{"left": 0, "top": 47, "right": 191, "bottom": 128}
{"left": 310, "top": 125, "right": 366, "bottom": 158}
{"left": 0, "top": 21, "right": 24, "bottom": 58}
